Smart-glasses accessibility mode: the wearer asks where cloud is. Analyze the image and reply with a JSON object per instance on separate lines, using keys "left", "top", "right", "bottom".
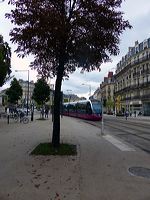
{"left": 121, "top": 0, "right": 150, "bottom": 21}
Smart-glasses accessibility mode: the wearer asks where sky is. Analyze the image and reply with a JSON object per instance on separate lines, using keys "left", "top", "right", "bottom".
{"left": 0, "top": 0, "right": 150, "bottom": 98}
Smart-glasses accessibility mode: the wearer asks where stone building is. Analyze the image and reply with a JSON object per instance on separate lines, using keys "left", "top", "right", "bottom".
{"left": 18, "top": 79, "right": 35, "bottom": 106}
{"left": 100, "top": 72, "right": 115, "bottom": 114}
{"left": 92, "top": 87, "right": 102, "bottom": 100}
{"left": 0, "top": 89, "right": 7, "bottom": 108}
{"left": 114, "top": 38, "right": 150, "bottom": 116}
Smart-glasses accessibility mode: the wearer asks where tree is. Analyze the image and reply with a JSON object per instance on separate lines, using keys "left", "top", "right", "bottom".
{"left": 106, "top": 98, "right": 114, "bottom": 113}
{"left": 32, "top": 78, "right": 50, "bottom": 106}
{"left": 6, "top": 0, "right": 131, "bottom": 147}
{"left": 6, "top": 78, "right": 22, "bottom": 104}
{"left": 0, "top": 35, "right": 11, "bottom": 87}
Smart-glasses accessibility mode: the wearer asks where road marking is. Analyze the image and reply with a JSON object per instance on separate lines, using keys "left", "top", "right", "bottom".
{"left": 103, "top": 135, "right": 135, "bottom": 151}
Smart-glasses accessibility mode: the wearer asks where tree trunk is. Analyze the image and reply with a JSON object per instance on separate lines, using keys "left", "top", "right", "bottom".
{"left": 52, "top": 57, "right": 64, "bottom": 148}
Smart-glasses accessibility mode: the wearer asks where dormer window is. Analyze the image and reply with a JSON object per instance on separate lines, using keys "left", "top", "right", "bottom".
{"left": 143, "top": 39, "right": 148, "bottom": 49}
{"left": 135, "top": 46, "right": 139, "bottom": 53}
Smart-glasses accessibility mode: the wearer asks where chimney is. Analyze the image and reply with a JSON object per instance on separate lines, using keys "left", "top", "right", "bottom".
{"left": 108, "top": 71, "right": 113, "bottom": 78}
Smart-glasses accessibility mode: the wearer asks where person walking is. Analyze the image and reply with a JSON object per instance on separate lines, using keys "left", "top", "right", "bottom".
{"left": 45, "top": 106, "right": 49, "bottom": 118}
{"left": 40, "top": 107, "right": 44, "bottom": 119}
{"left": 134, "top": 110, "right": 136, "bottom": 117}
{"left": 125, "top": 111, "right": 129, "bottom": 120}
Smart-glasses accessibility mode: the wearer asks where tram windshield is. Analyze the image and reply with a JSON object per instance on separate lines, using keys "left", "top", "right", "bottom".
{"left": 91, "top": 101, "right": 101, "bottom": 114}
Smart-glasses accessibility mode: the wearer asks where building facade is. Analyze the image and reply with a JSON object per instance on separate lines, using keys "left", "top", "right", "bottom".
{"left": 92, "top": 87, "right": 102, "bottom": 100}
{"left": 0, "top": 89, "right": 7, "bottom": 107}
{"left": 114, "top": 38, "right": 150, "bottom": 116}
{"left": 100, "top": 72, "right": 115, "bottom": 114}
{"left": 18, "top": 79, "right": 35, "bottom": 106}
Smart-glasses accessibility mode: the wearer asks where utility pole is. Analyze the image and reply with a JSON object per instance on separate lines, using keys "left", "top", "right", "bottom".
{"left": 27, "top": 70, "right": 29, "bottom": 116}
{"left": 101, "top": 97, "right": 104, "bottom": 135}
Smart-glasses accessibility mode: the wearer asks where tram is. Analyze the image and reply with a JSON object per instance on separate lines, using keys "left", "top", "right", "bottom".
{"left": 63, "top": 99, "right": 102, "bottom": 121}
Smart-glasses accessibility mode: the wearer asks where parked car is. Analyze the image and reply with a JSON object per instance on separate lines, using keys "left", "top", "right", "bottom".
{"left": 116, "top": 112, "right": 124, "bottom": 116}
{"left": 17, "top": 108, "right": 30, "bottom": 115}
{"left": 107, "top": 111, "right": 113, "bottom": 115}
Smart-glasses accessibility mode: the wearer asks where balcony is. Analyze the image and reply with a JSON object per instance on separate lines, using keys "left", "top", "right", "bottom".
{"left": 133, "top": 72, "right": 140, "bottom": 77}
{"left": 125, "top": 97, "right": 132, "bottom": 100}
{"left": 140, "top": 69, "right": 150, "bottom": 75}
{"left": 141, "top": 94, "right": 150, "bottom": 100}
{"left": 132, "top": 96, "right": 141, "bottom": 100}
{"left": 114, "top": 85, "right": 132, "bottom": 94}
{"left": 139, "top": 82, "right": 150, "bottom": 88}
{"left": 115, "top": 80, "right": 150, "bottom": 95}
{"left": 139, "top": 55, "right": 150, "bottom": 63}
{"left": 116, "top": 55, "right": 150, "bottom": 77}
{"left": 131, "top": 55, "right": 150, "bottom": 66}
{"left": 120, "top": 96, "right": 132, "bottom": 101}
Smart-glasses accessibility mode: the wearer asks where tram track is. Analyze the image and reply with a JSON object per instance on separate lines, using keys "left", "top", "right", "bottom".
{"left": 105, "top": 117, "right": 150, "bottom": 129}
{"left": 82, "top": 118, "right": 150, "bottom": 154}
{"left": 83, "top": 119, "right": 150, "bottom": 139}
{"left": 104, "top": 120, "right": 150, "bottom": 135}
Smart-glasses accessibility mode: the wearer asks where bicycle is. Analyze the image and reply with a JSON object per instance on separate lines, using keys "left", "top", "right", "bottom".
{"left": 19, "top": 111, "right": 29, "bottom": 124}
{"left": 20, "top": 115, "right": 29, "bottom": 124}
{"left": 8, "top": 112, "right": 19, "bottom": 122}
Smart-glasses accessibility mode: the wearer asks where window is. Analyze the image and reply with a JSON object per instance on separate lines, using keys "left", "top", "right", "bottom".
{"left": 68, "top": 104, "right": 76, "bottom": 112}
{"left": 76, "top": 103, "right": 86, "bottom": 114}
{"left": 91, "top": 101, "right": 102, "bottom": 114}
{"left": 86, "top": 102, "right": 92, "bottom": 114}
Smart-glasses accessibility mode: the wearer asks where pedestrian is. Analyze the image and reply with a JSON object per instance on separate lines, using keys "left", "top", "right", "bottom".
{"left": 40, "top": 107, "right": 44, "bottom": 119}
{"left": 130, "top": 112, "right": 132, "bottom": 117}
{"left": 5, "top": 106, "right": 7, "bottom": 113}
{"left": 51, "top": 105, "right": 54, "bottom": 122}
{"left": 125, "top": 111, "right": 128, "bottom": 120}
{"left": 45, "top": 106, "right": 49, "bottom": 118}
{"left": 134, "top": 110, "right": 136, "bottom": 117}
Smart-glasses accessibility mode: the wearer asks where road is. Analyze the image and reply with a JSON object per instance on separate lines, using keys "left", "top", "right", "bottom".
{"left": 82, "top": 115, "right": 150, "bottom": 154}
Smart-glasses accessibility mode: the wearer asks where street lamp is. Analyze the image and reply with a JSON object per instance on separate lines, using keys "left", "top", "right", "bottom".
{"left": 82, "top": 83, "right": 91, "bottom": 98}
{"left": 15, "top": 70, "right": 29, "bottom": 116}
{"left": 101, "top": 96, "right": 104, "bottom": 135}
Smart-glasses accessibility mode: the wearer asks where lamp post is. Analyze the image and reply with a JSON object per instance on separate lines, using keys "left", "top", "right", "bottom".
{"left": 15, "top": 70, "right": 29, "bottom": 116}
{"left": 82, "top": 83, "right": 91, "bottom": 98}
{"left": 101, "top": 96, "right": 104, "bottom": 135}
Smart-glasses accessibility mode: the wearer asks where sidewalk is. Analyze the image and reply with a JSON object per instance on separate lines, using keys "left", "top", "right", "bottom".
{"left": 0, "top": 115, "right": 150, "bottom": 200}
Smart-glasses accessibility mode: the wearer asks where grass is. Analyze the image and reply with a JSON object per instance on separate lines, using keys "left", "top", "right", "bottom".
{"left": 31, "top": 143, "right": 77, "bottom": 156}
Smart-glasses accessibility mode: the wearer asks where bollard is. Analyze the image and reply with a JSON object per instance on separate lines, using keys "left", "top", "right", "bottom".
{"left": 7, "top": 114, "right": 9, "bottom": 124}
{"left": 31, "top": 111, "right": 33, "bottom": 121}
{"left": 52, "top": 112, "right": 54, "bottom": 122}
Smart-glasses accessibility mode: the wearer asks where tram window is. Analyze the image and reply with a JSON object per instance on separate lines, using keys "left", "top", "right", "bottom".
{"left": 86, "top": 102, "right": 92, "bottom": 114}
{"left": 63, "top": 105, "right": 68, "bottom": 112}
{"left": 77, "top": 103, "right": 86, "bottom": 113}
{"left": 91, "top": 101, "right": 101, "bottom": 114}
{"left": 68, "top": 104, "right": 75, "bottom": 112}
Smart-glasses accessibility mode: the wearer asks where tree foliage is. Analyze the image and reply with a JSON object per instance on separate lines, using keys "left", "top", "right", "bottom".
{"left": 6, "top": 78, "right": 22, "bottom": 104}
{"left": 6, "top": 0, "right": 131, "bottom": 147}
{"left": 106, "top": 98, "right": 114, "bottom": 111}
{"left": 32, "top": 78, "right": 50, "bottom": 106}
{"left": 0, "top": 35, "right": 11, "bottom": 87}
{"left": 6, "top": 0, "right": 131, "bottom": 76}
